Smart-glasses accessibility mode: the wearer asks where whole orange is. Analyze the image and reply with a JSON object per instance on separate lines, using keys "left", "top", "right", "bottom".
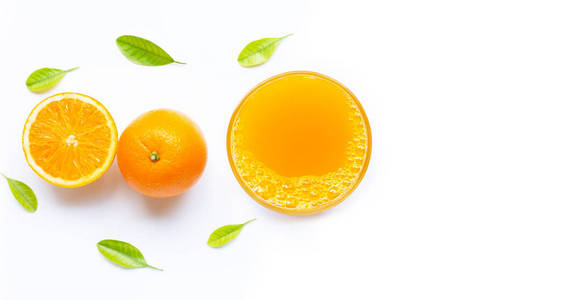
{"left": 117, "top": 109, "right": 207, "bottom": 198}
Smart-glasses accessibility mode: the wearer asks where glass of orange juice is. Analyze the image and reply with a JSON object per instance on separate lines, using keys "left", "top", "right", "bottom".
{"left": 227, "top": 71, "right": 372, "bottom": 215}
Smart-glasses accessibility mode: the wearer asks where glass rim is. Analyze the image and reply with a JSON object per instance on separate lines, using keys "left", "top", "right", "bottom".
{"left": 226, "top": 70, "right": 372, "bottom": 215}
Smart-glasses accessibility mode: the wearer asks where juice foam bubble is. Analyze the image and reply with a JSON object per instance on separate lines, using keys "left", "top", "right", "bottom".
{"left": 231, "top": 96, "right": 369, "bottom": 211}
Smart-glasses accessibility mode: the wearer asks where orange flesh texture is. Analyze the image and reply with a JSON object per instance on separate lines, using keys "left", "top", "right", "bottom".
{"left": 230, "top": 72, "right": 370, "bottom": 213}
{"left": 27, "top": 98, "right": 114, "bottom": 181}
{"left": 117, "top": 110, "right": 207, "bottom": 198}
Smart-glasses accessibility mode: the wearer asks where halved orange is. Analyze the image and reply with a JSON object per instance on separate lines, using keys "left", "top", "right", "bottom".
{"left": 22, "top": 92, "right": 118, "bottom": 188}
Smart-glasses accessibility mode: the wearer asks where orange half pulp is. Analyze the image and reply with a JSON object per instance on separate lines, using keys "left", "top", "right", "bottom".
{"left": 22, "top": 92, "right": 118, "bottom": 188}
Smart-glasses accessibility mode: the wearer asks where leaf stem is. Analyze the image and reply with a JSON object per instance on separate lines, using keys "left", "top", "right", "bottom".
{"left": 65, "top": 67, "right": 79, "bottom": 73}
{"left": 147, "top": 265, "right": 163, "bottom": 271}
{"left": 280, "top": 33, "right": 294, "bottom": 40}
{"left": 174, "top": 60, "right": 187, "bottom": 65}
{"left": 243, "top": 218, "right": 256, "bottom": 225}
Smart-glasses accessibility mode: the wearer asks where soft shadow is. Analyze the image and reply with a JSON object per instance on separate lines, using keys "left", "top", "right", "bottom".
{"left": 51, "top": 162, "right": 123, "bottom": 206}
{"left": 255, "top": 201, "right": 336, "bottom": 223}
{"left": 141, "top": 190, "right": 190, "bottom": 217}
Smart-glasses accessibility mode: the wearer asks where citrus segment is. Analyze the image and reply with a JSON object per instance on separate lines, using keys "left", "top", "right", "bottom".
{"left": 23, "top": 93, "right": 118, "bottom": 187}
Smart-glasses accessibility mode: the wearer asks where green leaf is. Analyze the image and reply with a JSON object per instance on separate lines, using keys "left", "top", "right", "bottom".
{"left": 2, "top": 174, "right": 37, "bottom": 212}
{"left": 237, "top": 34, "right": 292, "bottom": 67}
{"left": 25, "top": 67, "right": 78, "bottom": 92}
{"left": 116, "top": 35, "right": 185, "bottom": 66}
{"left": 207, "top": 218, "right": 256, "bottom": 248}
{"left": 97, "top": 239, "right": 162, "bottom": 271}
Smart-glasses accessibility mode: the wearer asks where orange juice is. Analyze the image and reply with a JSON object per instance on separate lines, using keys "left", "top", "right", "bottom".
{"left": 227, "top": 71, "right": 371, "bottom": 215}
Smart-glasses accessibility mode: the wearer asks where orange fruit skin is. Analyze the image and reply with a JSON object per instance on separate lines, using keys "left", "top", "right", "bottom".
{"left": 117, "top": 109, "right": 207, "bottom": 198}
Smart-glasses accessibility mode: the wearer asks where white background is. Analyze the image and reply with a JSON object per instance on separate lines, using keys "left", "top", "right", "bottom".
{"left": 1, "top": 0, "right": 560, "bottom": 299}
